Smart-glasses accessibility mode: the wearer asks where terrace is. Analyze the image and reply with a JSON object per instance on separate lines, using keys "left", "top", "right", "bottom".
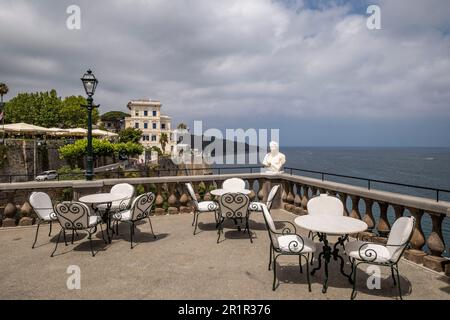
{"left": 0, "top": 172, "right": 449, "bottom": 299}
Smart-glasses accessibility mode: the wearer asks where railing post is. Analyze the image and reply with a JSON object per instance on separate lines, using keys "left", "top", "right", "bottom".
{"left": 423, "top": 213, "right": 448, "bottom": 272}
{"left": 404, "top": 208, "right": 427, "bottom": 264}
{"left": 376, "top": 202, "right": 390, "bottom": 238}
{"left": 350, "top": 195, "right": 361, "bottom": 220}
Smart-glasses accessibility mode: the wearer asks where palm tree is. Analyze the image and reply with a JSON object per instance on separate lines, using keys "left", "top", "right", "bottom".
{"left": 0, "top": 83, "right": 8, "bottom": 104}
{"left": 160, "top": 132, "right": 169, "bottom": 154}
{"left": 177, "top": 123, "right": 187, "bottom": 130}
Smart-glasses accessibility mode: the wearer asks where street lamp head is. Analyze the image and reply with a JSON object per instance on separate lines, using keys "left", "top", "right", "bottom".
{"left": 81, "top": 69, "right": 98, "bottom": 97}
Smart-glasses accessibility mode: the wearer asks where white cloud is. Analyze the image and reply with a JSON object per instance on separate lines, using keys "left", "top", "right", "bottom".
{"left": 0, "top": 0, "right": 449, "bottom": 126}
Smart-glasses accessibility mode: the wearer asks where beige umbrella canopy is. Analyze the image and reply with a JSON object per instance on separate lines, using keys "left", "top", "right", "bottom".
{"left": 92, "top": 129, "right": 119, "bottom": 137}
{"left": 67, "top": 128, "right": 88, "bottom": 136}
{"left": 0, "top": 122, "right": 48, "bottom": 134}
{"left": 47, "top": 127, "right": 69, "bottom": 136}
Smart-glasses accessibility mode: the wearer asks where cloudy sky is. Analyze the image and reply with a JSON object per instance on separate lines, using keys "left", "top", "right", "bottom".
{"left": 1, "top": 0, "right": 449, "bottom": 146}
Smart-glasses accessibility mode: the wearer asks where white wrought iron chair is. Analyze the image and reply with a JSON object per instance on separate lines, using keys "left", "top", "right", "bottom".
{"left": 261, "top": 204, "right": 316, "bottom": 291}
{"left": 52, "top": 201, "right": 105, "bottom": 257}
{"left": 29, "top": 192, "right": 58, "bottom": 248}
{"left": 345, "top": 216, "right": 415, "bottom": 300}
{"left": 249, "top": 184, "right": 280, "bottom": 212}
{"left": 217, "top": 192, "right": 252, "bottom": 243}
{"left": 111, "top": 192, "right": 157, "bottom": 249}
{"left": 185, "top": 183, "right": 219, "bottom": 235}
{"left": 222, "top": 178, "right": 246, "bottom": 190}
{"left": 96, "top": 183, "right": 135, "bottom": 213}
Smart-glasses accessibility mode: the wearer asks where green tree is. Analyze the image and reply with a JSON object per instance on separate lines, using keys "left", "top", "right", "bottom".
{"left": 160, "top": 132, "right": 168, "bottom": 154}
{"left": 177, "top": 123, "right": 187, "bottom": 130}
{"left": 119, "top": 127, "right": 142, "bottom": 143}
{"left": 4, "top": 90, "right": 99, "bottom": 128}
{"left": 60, "top": 95, "right": 99, "bottom": 128}
{"left": 100, "top": 111, "right": 129, "bottom": 122}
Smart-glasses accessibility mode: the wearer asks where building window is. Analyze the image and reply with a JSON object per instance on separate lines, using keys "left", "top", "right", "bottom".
{"left": 144, "top": 122, "right": 148, "bottom": 129}
{"left": 135, "top": 122, "right": 139, "bottom": 129}
{"left": 142, "top": 135, "right": 149, "bottom": 141}
{"left": 135, "top": 111, "right": 139, "bottom": 116}
{"left": 151, "top": 135, "right": 157, "bottom": 141}
{"left": 144, "top": 110, "right": 148, "bottom": 116}
{"left": 152, "top": 122, "right": 157, "bottom": 129}
{"left": 153, "top": 110, "right": 157, "bottom": 116}
{"left": 161, "top": 123, "right": 166, "bottom": 130}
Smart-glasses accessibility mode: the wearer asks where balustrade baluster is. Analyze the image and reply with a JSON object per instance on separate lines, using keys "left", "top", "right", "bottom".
{"left": 154, "top": 183, "right": 166, "bottom": 215}
{"left": 294, "top": 183, "right": 302, "bottom": 215}
{"left": 404, "top": 208, "right": 427, "bottom": 264}
{"left": 338, "top": 193, "right": 349, "bottom": 216}
{"left": 301, "top": 185, "right": 309, "bottom": 214}
{"left": 350, "top": 195, "right": 361, "bottom": 220}
{"left": 376, "top": 202, "right": 390, "bottom": 238}
{"left": 423, "top": 213, "right": 448, "bottom": 272}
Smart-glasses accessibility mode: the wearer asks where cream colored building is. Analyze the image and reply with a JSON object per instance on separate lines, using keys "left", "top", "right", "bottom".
{"left": 124, "top": 99, "right": 174, "bottom": 152}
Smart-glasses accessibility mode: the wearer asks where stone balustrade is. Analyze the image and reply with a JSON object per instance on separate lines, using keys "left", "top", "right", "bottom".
{"left": 0, "top": 171, "right": 449, "bottom": 274}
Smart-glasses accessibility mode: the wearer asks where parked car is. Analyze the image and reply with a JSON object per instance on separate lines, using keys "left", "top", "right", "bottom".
{"left": 35, "top": 170, "right": 58, "bottom": 181}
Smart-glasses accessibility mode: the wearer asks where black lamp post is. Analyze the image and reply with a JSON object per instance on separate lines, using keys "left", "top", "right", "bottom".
{"left": 80, "top": 69, "right": 99, "bottom": 181}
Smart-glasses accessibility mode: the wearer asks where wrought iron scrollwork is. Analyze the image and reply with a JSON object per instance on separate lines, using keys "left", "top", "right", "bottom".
{"left": 219, "top": 193, "right": 250, "bottom": 219}
{"left": 207, "top": 202, "right": 218, "bottom": 211}
{"left": 131, "top": 192, "right": 156, "bottom": 221}
{"left": 357, "top": 243, "right": 378, "bottom": 262}
{"left": 249, "top": 202, "right": 262, "bottom": 212}
{"left": 287, "top": 237, "right": 305, "bottom": 253}
{"left": 55, "top": 201, "right": 90, "bottom": 230}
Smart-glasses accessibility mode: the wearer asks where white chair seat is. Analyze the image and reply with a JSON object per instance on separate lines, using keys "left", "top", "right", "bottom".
{"left": 89, "top": 216, "right": 102, "bottom": 227}
{"left": 249, "top": 202, "right": 263, "bottom": 211}
{"left": 277, "top": 234, "right": 316, "bottom": 254}
{"left": 198, "top": 201, "right": 219, "bottom": 212}
{"left": 345, "top": 240, "right": 392, "bottom": 263}
{"left": 111, "top": 210, "right": 132, "bottom": 221}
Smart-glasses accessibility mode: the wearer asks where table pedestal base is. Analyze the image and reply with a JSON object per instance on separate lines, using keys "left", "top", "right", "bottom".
{"left": 311, "top": 233, "right": 353, "bottom": 293}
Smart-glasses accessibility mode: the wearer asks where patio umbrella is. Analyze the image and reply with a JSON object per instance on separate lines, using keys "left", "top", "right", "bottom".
{"left": 92, "top": 129, "right": 119, "bottom": 137}
{"left": 67, "top": 128, "right": 88, "bottom": 136}
{"left": 0, "top": 122, "right": 48, "bottom": 134}
{"left": 46, "top": 127, "right": 69, "bottom": 136}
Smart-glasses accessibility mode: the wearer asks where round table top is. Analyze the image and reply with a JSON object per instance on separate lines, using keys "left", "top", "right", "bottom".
{"left": 210, "top": 188, "right": 252, "bottom": 196}
{"left": 79, "top": 193, "right": 129, "bottom": 204}
{"left": 294, "top": 215, "right": 368, "bottom": 235}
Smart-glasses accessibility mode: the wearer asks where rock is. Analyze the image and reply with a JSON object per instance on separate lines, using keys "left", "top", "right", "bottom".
{"left": 404, "top": 249, "right": 427, "bottom": 265}
{"left": 423, "top": 255, "right": 449, "bottom": 273}
{"left": 18, "top": 217, "right": 33, "bottom": 226}
{"left": 3, "top": 203, "right": 17, "bottom": 219}
{"left": 21, "top": 202, "right": 33, "bottom": 217}
{"left": 1, "top": 218, "right": 16, "bottom": 228}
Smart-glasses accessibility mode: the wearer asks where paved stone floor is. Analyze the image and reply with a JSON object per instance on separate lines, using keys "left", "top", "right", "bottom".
{"left": 0, "top": 209, "right": 448, "bottom": 300}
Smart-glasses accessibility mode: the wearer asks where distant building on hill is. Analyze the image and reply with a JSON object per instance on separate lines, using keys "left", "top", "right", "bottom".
{"left": 124, "top": 99, "right": 174, "bottom": 153}
{"left": 99, "top": 111, "right": 129, "bottom": 132}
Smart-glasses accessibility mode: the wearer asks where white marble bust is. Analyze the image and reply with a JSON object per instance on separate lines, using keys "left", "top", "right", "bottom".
{"left": 262, "top": 141, "right": 286, "bottom": 173}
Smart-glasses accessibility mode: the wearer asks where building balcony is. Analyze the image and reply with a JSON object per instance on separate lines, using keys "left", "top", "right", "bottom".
{"left": 0, "top": 171, "right": 449, "bottom": 299}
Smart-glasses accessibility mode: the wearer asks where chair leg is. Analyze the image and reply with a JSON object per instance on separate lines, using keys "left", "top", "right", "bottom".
{"left": 48, "top": 221, "right": 52, "bottom": 237}
{"left": 63, "top": 230, "right": 68, "bottom": 246}
{"left": 193, "top": 212, "right": 199, "bottom": 235}
{"left": 148, "top": 216, "right": 157, "bottom": 239}
{"left": 246, "top": 219, "right": 253, "bottom": 243}
{"left": 71, "top": 230, "right": 75, "bottom": 244}
{"left": 299, "top": 255, "right": 303, "bottom": 274}
{"left": 88, "top": 232, "right": 95, "bottom": 257}
{"left": 391, "top": 265, "right": 397, "bottom": 286}
{"left": 272, "top": 255, "right": 278, "bottom": 291}
{"left": 216, "top": 219, "right": 223, "bottom": 244}
{"left": 350, "top": 263, "right": 358, "bottom": 300}
{"left": 306, "top": 255, "right": 311, "bottom": 292}
{"left": 268, "top": 244, "right": 273, "bottom": 271}
{"left": 395, "top": 265, "right": 403, "bottom": 300}
{"left": 51, "top": 230, "right": 62, "bottom": 257}
{"left": 99, "top": 222, "right": 107, "bottom": 244}
{"left": 32, "top": 220, "right": 41, "bottom": 249}
{"left": 191, "top": 210, "right": 196, "bottom": 226}
{"left": 130, "top": 223, "right": 134, "bottom": 249}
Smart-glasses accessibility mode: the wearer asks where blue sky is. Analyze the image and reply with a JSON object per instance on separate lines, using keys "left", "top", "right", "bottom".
{"left": 0, "top": 0, "right": 449, "bottom": 147}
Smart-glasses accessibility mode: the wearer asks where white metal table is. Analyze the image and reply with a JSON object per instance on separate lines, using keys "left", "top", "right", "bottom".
{"left": 295, "top": 215, "right": 368, "bottom": 293}
{"left": 79, "top": 193, "right": 129, "bottom": 243}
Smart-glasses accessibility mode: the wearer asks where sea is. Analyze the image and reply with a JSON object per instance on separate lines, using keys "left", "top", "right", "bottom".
{"left": 214, "top": 147, "right": 450, "bottom": 257}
